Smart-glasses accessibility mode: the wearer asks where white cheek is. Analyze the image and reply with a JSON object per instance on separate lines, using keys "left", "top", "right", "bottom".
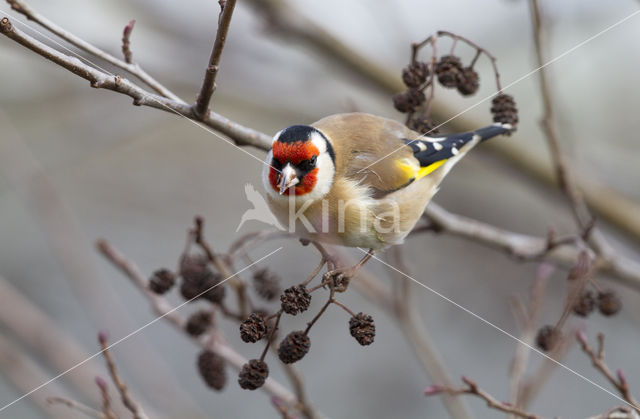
{"left": 263, "top": 150, "right": 277, "bottom": 198}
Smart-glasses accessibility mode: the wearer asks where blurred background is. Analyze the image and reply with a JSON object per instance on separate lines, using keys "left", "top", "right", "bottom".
{"left": 1, "top": 0, "right": 640, "bottom": 417}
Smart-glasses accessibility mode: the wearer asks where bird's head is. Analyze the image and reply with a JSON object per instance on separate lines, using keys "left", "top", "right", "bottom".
{"left": 263, "top": 125, "right": 335, "bottom": 202}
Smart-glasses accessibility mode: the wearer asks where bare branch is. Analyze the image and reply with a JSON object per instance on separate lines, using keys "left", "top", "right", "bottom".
{"left": 528, "top": 0, "right": 590, "bottom": 228}
{"left": 193, "top": 0, "right": 238, "bottom": 119}
{"left": 97, "top": 333, "right": 149, "bottom": 419}
{"left": 0, "top": 16, "right": 272, "bottom": 150}
{"left": 424, "top": 203, "right": 640, "bottom": 291}
{"left": 577, "top": 331, "right": 640, "bottom": 412}
{"left": 95, "top": 239, "right": 304, "bottom": 409}
{"left": 509, "top": 263, "right": 552, "bottom": 412}
{"left": 425, "top": 376, "right": 543, "bottom": 419}
{"left": 383, "top": 247, "right": 473, "bottom": 419}
{"left": 6, "top": 0, "right": 180, "bottom": 101}
{"left": 47, "top": 397, "right": 106, "bottom": 419}
{"left": 121, "top": 19, "right": 135, "bottom": 64}
{"left": 93, "top": 377, "right": 117, "bottom": 419}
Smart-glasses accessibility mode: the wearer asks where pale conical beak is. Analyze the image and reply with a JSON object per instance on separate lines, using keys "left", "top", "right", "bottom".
{"left": 278, "top": 163, "right": 299, "bottom": 195}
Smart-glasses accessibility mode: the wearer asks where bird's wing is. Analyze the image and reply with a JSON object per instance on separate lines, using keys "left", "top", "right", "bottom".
{"left": 313, "top": 113, "right": 511, "bottom": 195}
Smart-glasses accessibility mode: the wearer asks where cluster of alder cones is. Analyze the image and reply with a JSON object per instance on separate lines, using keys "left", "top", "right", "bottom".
{"left": 237, "top": 280, "right": 376, "bottom": 391}
{"left": 148, "top": 253, "right": 376, "bottom": 392}
{"left": 393, "top": 49, "right": 518, "bottom": 135}
{"left": 536, "top": 288, "right": 622, "bottom": 352}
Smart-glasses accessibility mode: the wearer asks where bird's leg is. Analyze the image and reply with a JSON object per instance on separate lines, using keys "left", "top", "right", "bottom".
{"left": 322, "top": 248, "right": 374, "bottom": 293}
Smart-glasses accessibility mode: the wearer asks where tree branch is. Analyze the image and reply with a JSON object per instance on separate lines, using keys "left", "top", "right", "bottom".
{"left": 425, "top": 376, "right": 543, "bottom": 419}
{"left": 6, "top": 0, "right": 180, "bottom": 101}
{"left": 193, "top": 0, "right": 237, "bottom": 119}
{"left": 577, "top": 332, "right": 640, "bottom": 412}
{"left": 424, "top": 203, "right": 640, "bottom": 291}
{"left": 95, "top": 239, "right": 304, "bottom": 410}
{"left": 0, "top": 16, "right": 272, "bottom": 150}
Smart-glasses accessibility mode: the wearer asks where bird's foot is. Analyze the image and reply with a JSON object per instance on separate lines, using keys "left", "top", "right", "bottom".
{"left": 322, "top": 266, "right": 357, "bottom": 293}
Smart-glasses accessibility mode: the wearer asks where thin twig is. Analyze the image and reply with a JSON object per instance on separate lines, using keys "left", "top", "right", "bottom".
{"left": 95, "top": 239, "right": 305, "bottom": 409}
{"left": 193, "top": 0, "right": 237, "bottom": 119}
{"left": 121, "top": 19, "right": 135, "bottom": 64}
{"left": 385, "top": 246, "right": 473, "bottom": 419}
{"left": 528, "top": 0, "right": 589, "bottom": 227}
{"left": 46, "top": 397, "right": 106, "bottom": 419}
{"left": 98, "top": 333, "right": 149, "bottom": 419}
{"left": 94, "top": 377, "right": 118, "bottom": 419}
{"left": 509, "top": 263, "right": 553, "bottom": 414}
{"left": 425, "top": 376, "right": 543, "bottom": 419}
{"left": 577, "top": 332, "right": 640, "bottom": 412}
{"left": 192, "top": 216, "right": 250, "bottom": 317}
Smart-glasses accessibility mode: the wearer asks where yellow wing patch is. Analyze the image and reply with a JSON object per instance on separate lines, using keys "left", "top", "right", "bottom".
{"left": 396, "top": 158, "right": 447, "bottom": 183}
{"left": 416, "top": 159, "right": 446, "bottom": 179}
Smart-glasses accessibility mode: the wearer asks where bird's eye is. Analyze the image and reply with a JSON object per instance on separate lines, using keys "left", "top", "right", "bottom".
{"left": 298, "top": 155, "right": 317, "bottom": 172}
{"left": 271, "top": 157, "right": 283, "bottom": 171}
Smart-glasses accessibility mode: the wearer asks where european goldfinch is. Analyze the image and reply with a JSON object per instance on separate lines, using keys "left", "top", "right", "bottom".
{"left": 262, "top": 112, "right": 511, "bottom": 264}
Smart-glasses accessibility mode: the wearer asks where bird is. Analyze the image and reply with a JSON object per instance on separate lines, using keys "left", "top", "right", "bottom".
{"left": 262, "top": 112, "right": 512, "bottom": 277}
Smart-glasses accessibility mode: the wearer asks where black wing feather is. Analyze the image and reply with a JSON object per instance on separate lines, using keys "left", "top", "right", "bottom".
{"left": 404, "top": 123, "right": 511, "bottom": 167}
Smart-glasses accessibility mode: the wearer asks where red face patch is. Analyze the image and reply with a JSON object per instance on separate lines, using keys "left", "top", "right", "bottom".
{"left": 272, "top": 140, "right": 319, "bottom": 165}
{"left": 269, "top": 140, "right": 320, "bottom": 196}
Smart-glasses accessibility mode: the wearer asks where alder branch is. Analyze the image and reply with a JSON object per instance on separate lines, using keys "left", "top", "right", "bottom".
{"left": 47, "top": 397, "right": 106, "bottom": 419}
{"left": 577, "top": 332, "right": 640, "bottom": 412}
{"left": 508, "top": 263, "right": 552, "bottom": 413}
{"left": 424, "top": 203, "right": 640, "bottom": 291}
{"left": 425, "top": 376, "right": 543, "bottom": 419}
{"left": 97, "top": 333, "right": 149, "bottom": 419}
{"left": 193, "top": 0, "right": 237, "bottom": 119}
{"left": 528, "top": 0, "right": 590, "bottom": 228}
{"left": 121, "top": 19, "right": 135, "bottom": 64}
{"left": 384, "top": 247, "right": 473, "bottom": 419}
{"left": 95, "top": 239, "right": 304, "bottom": 410}
{"left": 6, "top": 0, "right": 180, "bottom": 101}
{"left": 0, "top": 16, "right": 272, "bottom": 150}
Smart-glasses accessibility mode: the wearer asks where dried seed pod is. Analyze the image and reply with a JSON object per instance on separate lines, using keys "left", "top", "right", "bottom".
{"left": 407, "top": 115, "right": 440, "bottom": 135}
{"left": 349, "top": 312, "right": 376, "bottom": 346}
{"left": 179, "top": 254, "right": 210, "bottom": 283}
{"left": 490, "top": 93, "right": 518, "bottom": 127}
{"left": 572, "top": 290, "right": 596, "bottom": 317}
{"left": 197, "top": 350, "right": 226, "bottom": 391}
{"left": 252, "top": 268, "right": 280, "bottom": 301}
{"left": 456, "top": 67, "right": 479, "bottom": 96}
{"left": 536, "top": 325, "right": 560, "bottom": 352}
{"left": 180, "top": 269, "right": 226, "bottom": 304}
{"left": 238, "top": 359, "right": 269, "bottom": 390}
{"left": 402, "top": 61, "right": 430, "bottom": 88}
{"left": 240, "top": 312, "right": 268, "bottom": 343}
{"left": 597, "top": 290, "right": 622, "bottom": 316}
{"left": 278, "top": 331, "right": 311, "bottom": 364}
{"left": 435, "top": 55, "right": 463, "bottom": 88}
{"left": 201, "top": 273, "right": 226, "bottom": 304}
{"left": 393, "top": 89, "right": 426, "bottom": 113}
{"left": 148, "top": 269, "right": 175, "bottom": 294}
{"left": 186, "top": 310, "right": 212, "bottom": 337}
{"left": 280, "top": 285, "right": 311, "bottom": 315}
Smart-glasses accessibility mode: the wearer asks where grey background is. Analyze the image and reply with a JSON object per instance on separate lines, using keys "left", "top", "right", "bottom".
{"left": 1, "top": 0, "right": 639, "bottom": 418}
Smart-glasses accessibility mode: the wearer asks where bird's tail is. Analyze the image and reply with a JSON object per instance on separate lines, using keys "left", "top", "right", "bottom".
{"left": 474, "top": 123, "right": 513, "bottom": 142}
